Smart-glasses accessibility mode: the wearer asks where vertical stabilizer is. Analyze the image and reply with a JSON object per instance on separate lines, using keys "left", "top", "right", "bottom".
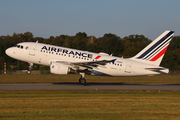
{"left": 131, "top": 30, "right": 174, "bottom": 66}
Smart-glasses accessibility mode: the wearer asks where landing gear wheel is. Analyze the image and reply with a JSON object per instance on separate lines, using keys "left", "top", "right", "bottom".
{"left": 27, "top": 70, "right": 31, "bottom": 75}
{"left": 79, "top": 73, "right": 86, "bottom": 85}
{"left": 79, "top": 78, "right": 86, "bottom": 85}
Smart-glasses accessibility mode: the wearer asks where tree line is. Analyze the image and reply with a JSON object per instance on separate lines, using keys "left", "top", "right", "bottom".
{"left": 0, "top": 32, "right": 180, "bottom": 71}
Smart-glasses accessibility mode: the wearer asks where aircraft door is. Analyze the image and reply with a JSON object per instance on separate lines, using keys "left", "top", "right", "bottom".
{"left": 125, "top": 61, "right": 132, "bottom": 73}
{"left": 29, "top": 44, "right": 36, "bottom": 56}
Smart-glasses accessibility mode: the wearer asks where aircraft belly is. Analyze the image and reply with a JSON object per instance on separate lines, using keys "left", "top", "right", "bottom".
{"left": 96, "top": 65, "right": 124, "bottom": 76}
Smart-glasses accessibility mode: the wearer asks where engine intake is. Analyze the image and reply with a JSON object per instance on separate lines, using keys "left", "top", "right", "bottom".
{"left": 50, "top": 62, "right": 69, "bottom": 75}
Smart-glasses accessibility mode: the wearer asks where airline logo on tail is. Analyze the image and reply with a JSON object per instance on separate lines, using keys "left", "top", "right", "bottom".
{"left": 135, "top": 31, "right": 174, "bottom": 62}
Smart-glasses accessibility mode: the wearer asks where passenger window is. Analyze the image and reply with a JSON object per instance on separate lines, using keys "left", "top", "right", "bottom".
{"left": 21, "top": 46, "right": 23, "bottom": 49}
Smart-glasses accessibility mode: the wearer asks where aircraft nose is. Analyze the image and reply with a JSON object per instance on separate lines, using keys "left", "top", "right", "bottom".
{"left": 5, "top": 48, "right": 12, "bottom": 56}
{"left": 5, "top": 47, "right": 18, "bottom": 59}
{"left": 5, "top": 48, "right": 10, "bottom": 56}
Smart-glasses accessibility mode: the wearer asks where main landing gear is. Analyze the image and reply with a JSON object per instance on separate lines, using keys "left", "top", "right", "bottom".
{"left": 79, "top": 73, "right": 86, "bottom": 85}
{"left": 27, "top": 62, "right": 33, "bottom": 75}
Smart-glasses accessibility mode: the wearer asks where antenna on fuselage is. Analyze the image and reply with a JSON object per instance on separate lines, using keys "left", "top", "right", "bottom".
{"left": 36, "top": 40, "right": 38, "bottom": 43}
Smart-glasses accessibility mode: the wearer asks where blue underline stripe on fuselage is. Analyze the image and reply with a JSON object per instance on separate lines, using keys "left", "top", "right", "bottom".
{"left": 143, "top": 36, "right": 172, "bottom": 60}
{"left": 137, "top": 31, "right": 173, "bottom": 59}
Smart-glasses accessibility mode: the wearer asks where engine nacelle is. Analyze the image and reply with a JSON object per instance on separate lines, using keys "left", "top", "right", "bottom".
{"left": 50, "top": 62, "right": 69, "bottom": 75}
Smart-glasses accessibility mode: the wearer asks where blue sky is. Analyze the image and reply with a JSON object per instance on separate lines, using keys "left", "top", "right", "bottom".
{"left": 0, "top": 0, "right": 180, "bottom": 40}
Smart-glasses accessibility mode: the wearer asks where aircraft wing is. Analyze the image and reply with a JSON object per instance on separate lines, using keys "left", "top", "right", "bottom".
{"left": 56, "top": 59, "right": 116, "bottom": 71}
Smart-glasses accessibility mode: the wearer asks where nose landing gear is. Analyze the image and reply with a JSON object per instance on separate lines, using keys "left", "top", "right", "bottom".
{"left": 27, "top": 62, "right": 33, "bottom": 75}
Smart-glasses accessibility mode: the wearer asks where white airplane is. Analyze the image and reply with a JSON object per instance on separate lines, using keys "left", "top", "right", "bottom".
{"left": 6, "top": 30, "right": 174, "bottom": 84}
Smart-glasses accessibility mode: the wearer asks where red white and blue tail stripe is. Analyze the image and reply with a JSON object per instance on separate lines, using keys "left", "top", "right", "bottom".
{"left": 131, "top": 30, "right": 174, "bottom": 66}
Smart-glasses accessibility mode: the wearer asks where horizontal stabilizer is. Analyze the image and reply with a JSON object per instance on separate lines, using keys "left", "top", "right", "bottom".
{"left": 145, "top": 68, "right": 166, "bottom": 72}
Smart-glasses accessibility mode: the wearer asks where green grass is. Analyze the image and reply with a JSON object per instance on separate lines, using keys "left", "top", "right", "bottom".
{"left": 0, "top": 74, "right": 180, "bottom": 83}
{"left": 0, "top": 91, "right": 180, "bottom": 120}
{"left": 0, "top": 75, "right": 179, "bottom": 119}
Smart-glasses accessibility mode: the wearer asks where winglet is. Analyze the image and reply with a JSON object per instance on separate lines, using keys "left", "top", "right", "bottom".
{"left": 111, "top": 59, "right": 116, "bottom": 64}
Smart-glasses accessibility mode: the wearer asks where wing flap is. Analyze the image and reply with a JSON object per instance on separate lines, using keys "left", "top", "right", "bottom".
{"left": 55, "top": 59, "right": 116, "bottom": 71}
{"left": 72, "top": 59, "right": 116, "bottom": 67}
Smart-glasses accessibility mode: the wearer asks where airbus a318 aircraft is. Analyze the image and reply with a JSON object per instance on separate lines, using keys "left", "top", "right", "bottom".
{"left": 6, "top": 30, "right": 174, "bottom": 84}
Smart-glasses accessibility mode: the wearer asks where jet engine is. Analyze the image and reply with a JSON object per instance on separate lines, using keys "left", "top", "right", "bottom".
{"left": 50, "top": 62, "right": 70, "bottom": 75}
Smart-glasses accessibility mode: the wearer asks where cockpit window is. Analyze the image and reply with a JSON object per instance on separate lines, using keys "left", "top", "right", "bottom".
{"left": 15, "top": 45, "right": 24, "bottom": 49}
{"left": 25, "top": 46, "right": 29, "bottom": 49}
